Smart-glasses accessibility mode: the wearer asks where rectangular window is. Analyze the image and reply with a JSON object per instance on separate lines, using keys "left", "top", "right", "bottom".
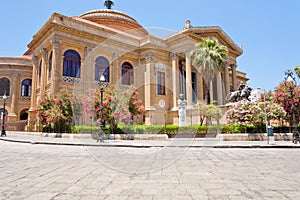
{"left": 157, "top": 71, "right": 165, "bottom": 95}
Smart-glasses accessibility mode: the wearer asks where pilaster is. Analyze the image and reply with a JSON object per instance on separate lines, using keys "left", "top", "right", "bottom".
{"left": 144, "top": 55, "right": 155, "bottom": 110}
{"left": 40, "top": 48, "right": 48, "bottom": 95}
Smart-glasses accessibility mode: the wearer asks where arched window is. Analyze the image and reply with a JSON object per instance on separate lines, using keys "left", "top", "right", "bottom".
{"left": 0, "top": 77, "right": 10, "bottom": 96}
{"left": 21, "top": 79, "right": 32, "bottom": 97}
{"left": 48, "top": 51, "right": 53, "bottom": 81}
{"left": 121, "top": 62, "right": 134, "bottom": 85}
{"left": 38, "top": 60, "right": 42, "bottom": 84}
{"left": 63, "top": 50, "right": 81, "bottom": 78}
{"left": 95, "top": 56, "right": 110, "bottom": 82}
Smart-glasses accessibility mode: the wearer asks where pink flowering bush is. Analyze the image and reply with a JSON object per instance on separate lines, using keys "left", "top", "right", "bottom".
{"left": 226, "top": 98, "right": 286, "bottom": 127}
{"left": 274, "top": 82, "right": 300, "bottom": 120}
{"left": 37, "top": 91, "right": 82, "bottom": 132}
{"left": 82, "top": 86, "right": 145, "bottom": 133}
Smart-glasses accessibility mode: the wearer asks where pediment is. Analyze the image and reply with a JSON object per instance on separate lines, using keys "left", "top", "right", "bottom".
{"left": 182, "top": 26, "right": 243, "bottom": 57}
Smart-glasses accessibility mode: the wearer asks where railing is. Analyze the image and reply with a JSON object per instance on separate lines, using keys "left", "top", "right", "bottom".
{"left": 62, "top": 76, "right": 81, "bottom": 84}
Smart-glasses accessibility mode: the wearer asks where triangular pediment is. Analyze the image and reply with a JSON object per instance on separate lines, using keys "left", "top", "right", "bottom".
{"left": 183, "top": 26, "right": 243, "bottom": 57}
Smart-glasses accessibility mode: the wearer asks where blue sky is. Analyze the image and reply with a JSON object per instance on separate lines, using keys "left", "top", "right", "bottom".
{"left": 0, "top": 0, "right": 299, "bottom": 91}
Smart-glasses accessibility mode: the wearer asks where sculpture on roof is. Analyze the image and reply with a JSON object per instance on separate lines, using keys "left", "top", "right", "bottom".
{"left": 184, "top": 20, "right": 193, "bottom": 30}
{"left": 104, "top": 0, "right": 114, "bottom": 9}
{"left": 227, "top": 81, "right": 252, "bottom": 102}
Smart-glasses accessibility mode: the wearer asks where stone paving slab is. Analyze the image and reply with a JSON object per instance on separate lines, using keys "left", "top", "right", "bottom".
{"left": 0, "top": 141, "right": 300, "bottom": 199}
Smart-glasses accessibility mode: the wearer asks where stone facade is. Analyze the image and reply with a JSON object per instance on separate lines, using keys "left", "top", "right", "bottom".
{"left": 0, "top": 8, "right": 248, "bottom": 128}
{"left": 0, "top": 57, "right": 32, "bottom": 123}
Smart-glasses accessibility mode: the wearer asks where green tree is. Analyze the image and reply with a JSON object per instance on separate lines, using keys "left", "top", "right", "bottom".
{"left": 194, "top": 100, "right": 222, "bottom": 125}
{"left": 294, "top": 66, "right": 300, "bottom": 79}
{"left": 192, "top": 38, "right": 228, "bottom": 104}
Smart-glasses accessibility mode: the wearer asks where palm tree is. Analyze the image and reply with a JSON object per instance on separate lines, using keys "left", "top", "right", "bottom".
{"left": 192, "top": 38, "right": 228, "bottom": 104}
{"left": 294, "top": 66, "right": 300, "bottom": 79}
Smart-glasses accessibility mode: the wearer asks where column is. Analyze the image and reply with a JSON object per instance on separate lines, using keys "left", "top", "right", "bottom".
{"left": 51, "top": 39, "right": 61, "bottom": 94}
{"left": 171, "top": 53, "right": 179, "bottom": 109}
{"left": 144, "top": 55, "right": 154, "bottom": 109}
{"left": 232, "top": 65, "right": 237, "bottom": 91}
{"left": 185, "top": 51, "right": 192, "bottom": 106}
{"left": 224, "top": 64, "right": 230, "bottom": 95}
{"left": 9, "top": 73, "right": 19, "bottom": 121}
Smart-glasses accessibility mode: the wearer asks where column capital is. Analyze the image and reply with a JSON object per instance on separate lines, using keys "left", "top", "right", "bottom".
{"left": 12, "top": 73, "right": 19, "bottom": 79}
{"left": 32, "top": 56, "right": 39, "bottom": 66}
{"left": 170, "top": 52, "right": 178, "bottom": 60}
{"left": 40, "top": 48, "right": 48, "bottom": 59}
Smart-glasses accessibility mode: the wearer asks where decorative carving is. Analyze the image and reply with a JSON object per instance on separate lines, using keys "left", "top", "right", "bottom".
{"left": 51, "top": 39, "right": 61, "bottom": 45}
{"left": 86, "top": 46, "right": 93, "bottom": 52}
{"left": 145, "top": 55, "right": 155, "bottom": 63}
{"left": 112, "top": 53, "right": 120, "bottom": 60}
{"left": 155, "top": 62, "right": 166, "bottom": 70}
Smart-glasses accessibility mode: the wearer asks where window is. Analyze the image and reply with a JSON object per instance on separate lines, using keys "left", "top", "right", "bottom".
{"left": 0, "top": 77, "right": 10, "bottom": 96}
{"left": 21, "top": 79, "right": 32, "bottom": 97}
{"left": 63, "top": 50, "right": 81, "bottom": 78}
{"left": 95, "top": 56, "right": 110, "bottom": 82}
{"left": 122, "top": 62, "right": 134, "bottom": 85}
{"left": 48, "top": 51, "right": 53, "bottom": 81}
{"left": 157, "top": 71, "right": 166, "bottom": 95}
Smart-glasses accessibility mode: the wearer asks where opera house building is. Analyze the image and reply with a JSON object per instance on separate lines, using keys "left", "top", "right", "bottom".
{"left": 0, "top": 4, "right": 248, "bottom": 130}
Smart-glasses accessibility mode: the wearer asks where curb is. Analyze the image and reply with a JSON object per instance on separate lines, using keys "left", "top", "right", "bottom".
{"left": 1, "top": 137, "right": 299, "bottom": 148}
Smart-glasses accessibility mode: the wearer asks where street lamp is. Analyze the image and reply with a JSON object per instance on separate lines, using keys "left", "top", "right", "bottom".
{"left": 284, "top": 70, "right": 299, "bottom": 144}
{"left": 1, "top": 92, "right": 8, "bottom": 137}
{"left": 97, "top": 72, "right": 106, "bottom": 142}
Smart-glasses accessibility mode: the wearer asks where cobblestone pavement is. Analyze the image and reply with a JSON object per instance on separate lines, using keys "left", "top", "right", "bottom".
{"left": 0, "top": 140, "right": 300, "bottom": 199}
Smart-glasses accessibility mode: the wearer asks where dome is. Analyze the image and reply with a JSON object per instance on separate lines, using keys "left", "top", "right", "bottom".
{"left": 80, "top": 9, "right": 148, "bottom": 37}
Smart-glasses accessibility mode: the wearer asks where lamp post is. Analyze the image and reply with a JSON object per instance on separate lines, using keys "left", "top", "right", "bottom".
{"left": 1, "top": 92, "right": 8, "bottom": 137}
{"left": 97, "top": 72, "right": 106, "bottom": 142}
{"left": 284, "top": 70, "right": 299, "bottom": 143}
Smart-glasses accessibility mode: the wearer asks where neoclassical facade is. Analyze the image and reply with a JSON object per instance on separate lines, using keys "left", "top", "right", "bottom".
{"left": 0, "top": 57, "right": 32, "bottom": 124}
{"left": 0, "top": 6, "right": 248, "bottom": 128}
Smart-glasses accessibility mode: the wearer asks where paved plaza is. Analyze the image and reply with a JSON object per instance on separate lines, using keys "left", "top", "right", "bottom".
{"left": 1, "top": 139, "right": 300, "bottom": 200}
